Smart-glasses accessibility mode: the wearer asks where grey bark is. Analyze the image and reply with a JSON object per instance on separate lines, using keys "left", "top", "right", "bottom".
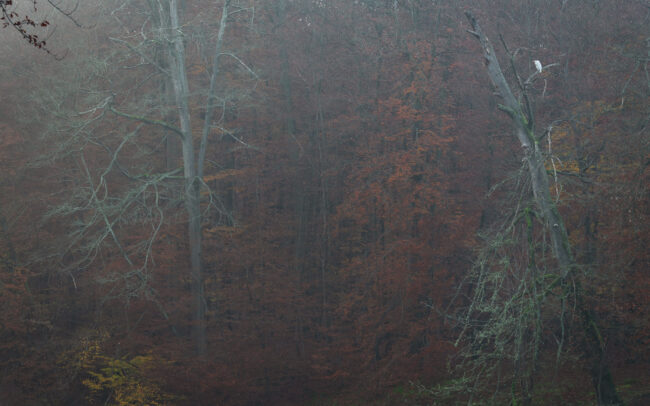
{"left": 158, "top": 0, "right": 206, "bottom": 356}
{"left": 109, "top": 0, "right": 245, "bottom": 355}
{"left": 150, "top": 0, "right": 231, "bottom": 355}
{"left": 465, "top": 11, "right": 623, "bottom": 406}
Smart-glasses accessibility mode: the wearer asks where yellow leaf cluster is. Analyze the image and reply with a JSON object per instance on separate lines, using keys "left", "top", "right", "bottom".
{"left": 81, "top": 353, "right": 174, "bottom": 405}
{"left": 62, "top": 336, "right": 175, "bottom": 405}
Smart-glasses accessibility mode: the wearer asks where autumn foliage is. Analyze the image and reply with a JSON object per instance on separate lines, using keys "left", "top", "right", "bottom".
{"left": 0, "top": 0, "right": 648, "bottom": 405}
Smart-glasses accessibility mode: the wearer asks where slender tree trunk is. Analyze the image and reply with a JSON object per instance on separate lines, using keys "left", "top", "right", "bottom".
{"left": 165, "top": 0, "right": 206, "bottom": 355}
{"left": 186, "top": 183, "right": 205, "bottom": 355}
{"left": 465, "top": 11, "right": 622, "bottom": 405}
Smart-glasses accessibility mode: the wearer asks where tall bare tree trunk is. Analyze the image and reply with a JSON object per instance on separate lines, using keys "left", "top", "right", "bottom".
{"left": 162, "top": 0, "right": 231, "bottom": 355}
{"left": 465, "top": 11, "right": 622, "bottom": 406}
{"left": 163, "top": 0, "right": 206, "bottom": 355}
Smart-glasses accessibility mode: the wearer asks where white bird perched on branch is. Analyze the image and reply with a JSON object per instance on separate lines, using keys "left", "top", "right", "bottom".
{"left": 534, "top": 60, "right": 543, "bottom": 73}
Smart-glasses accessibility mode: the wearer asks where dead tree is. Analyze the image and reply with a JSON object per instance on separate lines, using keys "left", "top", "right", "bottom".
{"left": 462, "top": 11, "right": 622, "bottom": 406}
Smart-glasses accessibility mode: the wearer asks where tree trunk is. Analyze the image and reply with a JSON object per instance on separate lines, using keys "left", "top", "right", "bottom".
{"left": 146, "top": 0, "right": 234, "bottom": 356}
{"left": 166, "top": 0, "right": 206, "bottom": 355}
{"left": 465, "top": 11, "right": 622, "bottom": 405}
{"left": 186, "top": 182, "right": 206, "bottom": 355}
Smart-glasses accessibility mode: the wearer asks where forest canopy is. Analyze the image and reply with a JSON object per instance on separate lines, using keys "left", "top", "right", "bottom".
{"left": 0, "top": 0, "right": 648, "bottom": 405}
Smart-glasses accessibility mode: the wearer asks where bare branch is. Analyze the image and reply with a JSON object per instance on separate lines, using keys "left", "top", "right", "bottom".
{"left": 108, "top": 101, "right": 185, "bottom": 140}
{"left": 109, "top": 36, "right": 171, "bottom": 75}
{"left": 46, "top": 0, "right": 83, "bottom": 28}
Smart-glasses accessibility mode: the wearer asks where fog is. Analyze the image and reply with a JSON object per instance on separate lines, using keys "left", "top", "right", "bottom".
{"left": 1, "top": 0, "right": 648, "bottom": 404}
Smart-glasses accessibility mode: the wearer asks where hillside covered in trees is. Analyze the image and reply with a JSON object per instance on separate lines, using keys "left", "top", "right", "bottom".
{"left": 0, "top": 0, "right": 648, "bottom": 405}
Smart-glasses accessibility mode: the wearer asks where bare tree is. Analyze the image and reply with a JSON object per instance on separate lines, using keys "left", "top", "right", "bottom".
{"left": 448, "top": 11, "right": 623, "bottom": 406}
{"left": 30, "top": 0, "right": 257, "bottom": 355}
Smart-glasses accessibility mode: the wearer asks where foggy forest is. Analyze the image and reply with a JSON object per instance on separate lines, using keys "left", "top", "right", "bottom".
{"left": 0, "top": 0, "right": 648, "bottom": 405}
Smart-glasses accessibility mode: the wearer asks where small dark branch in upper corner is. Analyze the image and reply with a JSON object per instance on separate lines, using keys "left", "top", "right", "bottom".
{"left": 1, "top": 0, "right": 83, "bottom": 58}
{"left": 1, "top": 4, "right": 48, "bottom": 49}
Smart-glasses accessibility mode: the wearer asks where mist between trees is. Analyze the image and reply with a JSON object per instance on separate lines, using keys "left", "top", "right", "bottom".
{"left": 0, "top": 0, "right": 648, "bottom": 405}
